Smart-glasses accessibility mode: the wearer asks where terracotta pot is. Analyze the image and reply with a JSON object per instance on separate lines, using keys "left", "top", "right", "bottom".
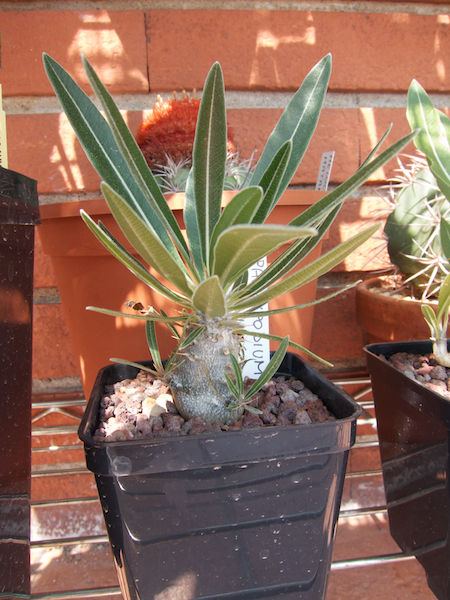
{"left": 39, "top": 190, "right": 326, "bottom": 397}
{"left": 355, "top": 277, "right": 433, "bottom": 344}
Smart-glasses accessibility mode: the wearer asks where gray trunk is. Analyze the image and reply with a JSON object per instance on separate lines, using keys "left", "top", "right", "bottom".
{"left": 167, "top": 322, "right": 244, "bottom": 424}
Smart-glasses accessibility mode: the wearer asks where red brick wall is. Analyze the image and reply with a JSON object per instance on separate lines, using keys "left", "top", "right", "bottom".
{"left": 2, "top": 3, "right": 449, "bottom": 390}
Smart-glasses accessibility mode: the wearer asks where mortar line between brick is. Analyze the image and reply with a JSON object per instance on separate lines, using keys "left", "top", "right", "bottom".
{"left": 0, "top": 1, "right": 449, "bottom": 16}
{"left": 6, "top": 91, "right": 450, "bottom": 115}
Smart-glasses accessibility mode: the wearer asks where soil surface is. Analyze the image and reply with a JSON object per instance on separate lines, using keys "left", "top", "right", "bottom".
{"left": 387, "top": 352, "right": 450, "bottom": 399}
{"left": 93, "top": 370, "right": 335, "bottom": 442}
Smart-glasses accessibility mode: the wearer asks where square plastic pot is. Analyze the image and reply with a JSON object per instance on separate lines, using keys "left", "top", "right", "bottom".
{"left": 79, "top": 351, "right": 360, "bottom": 600}
{"left": 365, "top": 340, "right": 450, "bottom": 600}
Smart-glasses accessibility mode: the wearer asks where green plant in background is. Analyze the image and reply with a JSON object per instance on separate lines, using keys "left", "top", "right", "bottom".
{"left": 43, "top": 53, "right": 416, "bottom": 424}
{"left": 384, "top": 152, "right": 450, "bottom": 300}
{"left": 406, "top": 79, "right": 450, "bottom": 362}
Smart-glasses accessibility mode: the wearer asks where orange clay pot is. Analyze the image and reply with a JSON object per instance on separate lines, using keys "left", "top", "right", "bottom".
{"left": 355, "top": 277, "right": 434, "bottom": 344}
{"left": 38, "top": 190, "right": 326, "bottom": 397}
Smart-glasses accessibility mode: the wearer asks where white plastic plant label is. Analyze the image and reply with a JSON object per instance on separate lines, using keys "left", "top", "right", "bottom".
{"left": 242, "top": 257, "right": 271, "bottom": 379}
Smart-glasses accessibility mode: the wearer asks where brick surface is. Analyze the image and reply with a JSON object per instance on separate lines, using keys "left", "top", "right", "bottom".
{"left": 32, "top": 303, "right": 79, "bottom": 380}
{"left": 322, "top": 195, "right": 390, "bottom": 272}
{"left": 11, "top": 107, "right": 408, "bottom": 192}
{"left": 147, "top": 10, "right": 450, "bottom": 92}
{"left": 227, "top": 108, "right": 360, "bottom": 185}
{"left": 0, "top": 10, "right": 148, "bottom": 96}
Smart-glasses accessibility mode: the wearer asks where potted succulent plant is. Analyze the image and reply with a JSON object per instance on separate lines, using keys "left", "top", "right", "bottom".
{"left": 43, "top": 51, "right": 415, "bottom": 600}
{"left": 356, "top": 148, "right": 450, "bottom": 343}
{"left": 38, "top": 84, "right": 327, "bottom": 397}
{"left": 365, "top": 80, "right": 450, "bottom": 600}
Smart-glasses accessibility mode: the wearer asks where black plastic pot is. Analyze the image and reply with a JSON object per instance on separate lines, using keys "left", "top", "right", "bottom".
{"left": 0, "top": 166, "right": 39, "bottom": 598}
{"left": 365, "top": 340, "right": 450, "bottom": 600}
{"left": 79, "top": 352, "right": 361, "bottom": 600}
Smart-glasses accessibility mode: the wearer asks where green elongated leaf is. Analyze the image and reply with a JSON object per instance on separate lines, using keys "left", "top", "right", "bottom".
{"left": 235, "top": 330, "right": 333, "bottom": 367}
{"left": 183, "top": 171, "right": 204, "bottom": 278}
{"left": 192, "top": 62, "right": 227, "bottom": 269}
{"left": 191, "top": 276, "right": 227, "bottom": 318}
{"left": 438, "top": 272, "right": 450, "bottom": 322}
{"left": 358, "top": 125, "right": 392, "bottom": 170}
{"left": 250, "top": 54, "right": 331, "bottom": 202}
{"left": 101, "top": 182, "right": 193, "bottom": 297}
{"left": 237, "top": 129, "right": 419, "bottom": 302}
{"left": 110, "top": 358, "right": 161, "bottom": 377}
{"left": 237, "top": 281, "right": 360, "bottom": 318}
{"left": 233, "top": 205, "right": 339, "bottom": 301}
{"left": 252, "top": 141, "right": 292, "bottom": 224}
{"left": 146, "top": 320, "right": 163, "bottom": 373}
{"left": 243, "top": 336, "right": 290, "bottom": 401}
{"left": 160, "top": 309, "right": 181, "bottom": 339}
{"left": 229, "top": 354, "right": 244, "bottom": 397}
{"left": 209, "top": 186, "right": 264, "bottom": 260}
{"left": 42, "top": 54, "right": 175, "bottom": 256}
{"left": 81, "top": 55, "right": 194, "bottom": 272}
{"left": 224, "top": 373, "right": 241, "bottom": 401}
{"left": 224, "top": 354, "right": 244, "bottom": 401}
{"left": 179, "top": 325, "right": 206, "bottom": 350}
{"left": 213, "top": 224, "right": 317, "bottom": 288}
{"left": 421, "top": 304, "right": 439, "bottom": 338}
{"left": 441, "top": 218, "right": 450, "bottom": 261}
{"left": 233, "top": 223, "right": 380, "bottom": 310}
{"left": 86, "top": 305, "right": 190, "bottom": 322}
{"left": 407, "top": 80, "right": 450, "bottom": 201}
{"left": 289, "top": 130, "right": 420, "bottom": 230}
{"left": 81, "top": 211, "right": 191, "bottom": 307}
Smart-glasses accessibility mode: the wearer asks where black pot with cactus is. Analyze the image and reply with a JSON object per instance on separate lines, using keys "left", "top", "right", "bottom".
{"left": 43, "top": 50, "right": 416, "bottom": 600}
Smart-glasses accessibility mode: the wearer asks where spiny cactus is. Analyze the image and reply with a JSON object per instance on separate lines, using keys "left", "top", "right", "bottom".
{"left": 43, "top": 53, "right": 416, "bottom": 424}
{"left": 384, "top": 157, "right": 450, "bottom": 300}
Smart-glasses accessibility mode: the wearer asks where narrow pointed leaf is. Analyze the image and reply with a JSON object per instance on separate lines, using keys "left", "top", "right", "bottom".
{"left": 210, "top": 186, "right": 264, "bottom": 260}
{"left": 179, "top": 326, "right": 206, "bottom": 350}
{"left": 86, "top": 305, "right": 189, "bottom": 323}
{"left": 146, "top": 320, "right": 163, "bottom": 372}
{"left": 81, "top": 55, "right": 193, "bottom": 269}
{"left": 229, "top": 354, "right": 244, "bottom": 397}
{"left": 237, "top": 281, "right": 360, "bottom": 318}
{"left": 441, "top": 218, "right": 450, "bottom": 261}
{"left": 224, "top": 373, "right": 241, "bottom": 401}
{"left": 213, "top": 224, "right": 317, "bottom": 288}
{"left": 236, "top": 330, "right": 333, "bottom": 367}
{"left": 192, "top": 62, "right": 227, "bottom": 268}
{"left": 407, "top": 80, "right": 450, "bottom": 201}
{"left": 191, "top": 276, "right": 227, "bottom": 318}
{"left": 243, "top": 336, "right": 290, "bottom": 401}
{"left": 110, "top": 358, "right": 161, "bottom": 377}
{"left": 438, "top": 273, "right": 450, "bottom": 322}
{"left": 183, "top": 171, "right": 205, "bottom": 278}
{"left": 421, "top": 304, "right": 439, "bottom": 337}
{"left": 101, "top": 182, "right": 193, "bottom": 297}
{"left": 81, "top": 211, "right": 190, "bottom": 307}
{"left": 252, "top": 141, "right": 292, "bottom": 223}
{"left": 233, "top": 205, "right": 339, "bottom": 301}
{"left": 42, "top": 53, "right": 174, "bottom": 254}
{"left": 233, "top": 223, "right": 380, "bottom": 310}
{"left": 250, "top": 54, "right": 331, "bottom": 202}
{"left": 237, "top": 130, "right": 419, "bottom": 301}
